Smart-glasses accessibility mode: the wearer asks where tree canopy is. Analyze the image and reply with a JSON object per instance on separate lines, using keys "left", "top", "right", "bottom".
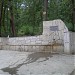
{"left": 0, "top": 0, "right": 75, "bottom": 37}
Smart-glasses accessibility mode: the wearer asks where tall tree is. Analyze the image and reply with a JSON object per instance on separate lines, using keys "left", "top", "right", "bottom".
{"left": 2, "top": 0, "right": 7, "bottom": 35}
{"left": 0, "top": 0, "right": 4, "bottom": 36}
{"left": 0, "top": 1, "right": 1, "bottom": 36}
{"left": 9, "top": 0, "right": 15, "bottom": 36}
{"left": 72, "top": 0, "right": 75, "bottom": 31}
{"left": 43, "top": 0, "right": 48, "bottom": 21}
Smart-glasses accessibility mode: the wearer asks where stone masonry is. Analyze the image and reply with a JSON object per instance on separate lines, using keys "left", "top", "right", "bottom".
{"left": 0, "top": 19, "right": 74, "bottom": 54}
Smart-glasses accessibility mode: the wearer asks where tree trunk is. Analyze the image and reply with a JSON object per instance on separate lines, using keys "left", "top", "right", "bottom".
{"left": 9, "top": 0, "right": 15, "bottom": 36}
{"left": 43, "top": 0, "right": 48, "bottom": 21}
{"left": 2, "top": 3, "right": 7, "bottom": 35}
{"left": 0, "top": 8, "right": 1, "bottom": 36}
{"left": 0, "top": 0, "right": 4, "bottom": 36}
{"left": 72, "top": 0, "right": 75, "bottom": 31}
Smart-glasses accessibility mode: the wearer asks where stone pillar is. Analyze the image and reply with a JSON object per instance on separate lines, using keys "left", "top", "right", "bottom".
{"left": 70, "top": 32, "right": 75, "bottom": 54}
{"left": 64, "top": 31, "right": 70, "bottom": 54}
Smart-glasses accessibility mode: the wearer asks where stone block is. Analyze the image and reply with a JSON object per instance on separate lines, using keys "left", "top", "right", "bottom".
{"left": 28, "top": 46, "right": 33, "bottom": 51}
{"left": 42, "top": 41, "right": 48, "bottom": 45}
{"left": 0, "top": 38, "right": 1, "bottom": 42}
{"left": 30, "top": 42, "right": 36, "bottom": 45}
{"left": 35, "top": 41, "right": 42, "bottom": 45}
{"left": 33, "top": 46, "right": 36, "bottom": 50}
{"left": 18, "top": 46, "right": 25, "bottom": 51}
{"left": 0, "top": 45, "right": 2, "bottom": 50}
{"left": 26, "top": 40, "right": 31, "bottom": 45}
{"left": 9, "top": 46, "right": 16, "bottom": 51}
{"left": 1, "top": 45, "right": 9, "bottom": 50}
{"left": 39, "top": 46, "right": 44, "bottom": 51}
{"left": 24, "top": 46, "right": 29, "bottom": 52}
{"left": 56, "top": 46, "right": 64, "bottom": 53}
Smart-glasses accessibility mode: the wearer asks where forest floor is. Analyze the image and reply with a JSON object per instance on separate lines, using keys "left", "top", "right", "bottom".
{"left": 0, "top": 50, "right": 75, "bottom": 75}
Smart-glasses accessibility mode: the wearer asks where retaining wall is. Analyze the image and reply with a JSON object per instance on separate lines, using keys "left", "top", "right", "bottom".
{"left": 0, "top": 19, "right": 69, "bottom": 53}
{"left": 0, "top": 35, "right": 64, "bottom": 53}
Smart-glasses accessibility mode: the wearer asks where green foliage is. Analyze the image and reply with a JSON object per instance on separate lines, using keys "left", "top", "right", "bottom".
{"left": 65, "top": 22, "right": 74, "bottom": 31}
{"left": 18, "top": 24, "right": 43, "bottom": 36}
{"left": 48, "top": 0, "right": 74, "bottom": 31}
{"left": 0, "top": 0, "right": 74, "bottom": 37}
{"left": 18, "top": 25, "right": 34, "bottom": 36}
{"left": 48, "top": 0, "right": 72, "bottom": 22}
{"left": 14, "top": 0, "right": 43, "bottom": 36}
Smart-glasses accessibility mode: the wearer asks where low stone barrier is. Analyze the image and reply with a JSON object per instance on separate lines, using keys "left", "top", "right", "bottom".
{"left": 0, "top": 36, "right": 64, "bottom": 53}
{"left": 0, "top": 19, "right": 70, "bottom": 53}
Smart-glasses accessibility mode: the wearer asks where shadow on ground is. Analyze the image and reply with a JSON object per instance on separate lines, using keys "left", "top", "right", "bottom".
{"left": 70, "top": 69, "right": 75, "bottom": 75}
{"left": 1, "top": 52, "right": 53, "bottom": 75}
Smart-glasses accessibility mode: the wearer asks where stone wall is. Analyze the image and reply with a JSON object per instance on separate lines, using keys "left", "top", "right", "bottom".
{"left": 43, "top": 20, "right": 68, "bottom": 43}
{"left": 64, "top": 31, "right": 70, "bottom": 54}
{"left": 64, "top": 31, "right": 75, "bottom": 54}
{"left": 70, "top": 32, "right": 75, "bottom": 54}
{"left": 0, "top": 19, "right": 68, "bottom": 53}
{"left": 0, "top": 36, "right": 64, "bottom": 53}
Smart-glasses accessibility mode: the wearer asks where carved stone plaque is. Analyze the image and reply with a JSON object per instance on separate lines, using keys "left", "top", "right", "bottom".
{"left": 50, "top": 26, "right": 59, "bottom": 31}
